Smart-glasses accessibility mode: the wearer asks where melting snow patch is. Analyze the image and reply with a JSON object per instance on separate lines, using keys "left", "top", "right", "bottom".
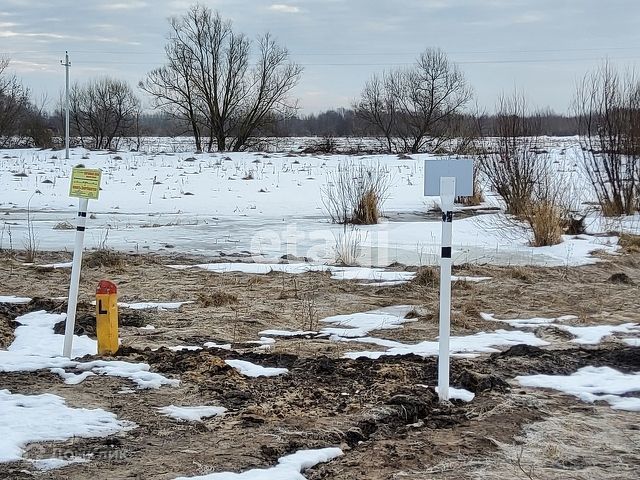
{"left": 75, "top": 360, "right": 179, "bottom": 389}
{"left": 516, "top": 366, "right": 640, "bottom": 411}
{"left": 0, "top": 389, "right": 135, "bottom": 463}
{"left": 204, "top": 342, "right": 233, "bottom": 350}
{"left": 0, "top": 295, "right": 31, "bottom": 304}
{"left": 555, "top": 323, "right": 640, "bottom": 345}
{"left": 31, "top": 457, "right": 88, "bottom": 471}
{"left": 37, "top": 262, "right": 73, "bottom": 269}
{"left": 435, "top": 386, "right": 475, "bottom": 402}
{"left": 481, "top": 312, "right": 578, "bottom": 328}
{"left": 173, "top": 447, "right": 343, "bottom": 480}
{"left": 0, "top": 311, "right": 178, "bottom": 389}
{"left": 168, "top": 345, "right": 203, "bottom": 352}
{"left": 623, "top": 338, "right": 640, "bottom": 347}
{"left": 320, "top": 305, "right": 416, "bottom": 339}
{"left": 225, "top": 359, "right": 288, "bottom": 377}
{"left": 451, "top": 276, "right": 491, "bottom": 283}
{"left": 168, "top": 263, "right": 415, "bottom": 283}
{"left": 92, "top": 301, "right": 192, "bottom": 310}
{"left": 259, "top": 329, "right": 317, "bottom": 337}
{"left": 159, "top": 405, "right": 227, "bottom": 422}
{"left": 121, "top": 301, "right": 192, "bottom": 310}
{"left": 344, "top": 330, "right": 549, "bottom": 360}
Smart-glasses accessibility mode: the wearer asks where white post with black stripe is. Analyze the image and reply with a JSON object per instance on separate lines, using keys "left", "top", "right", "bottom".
{"left": 424, "top": 158, "right": 474, "bottom": 402}
{"left": 63, "top": 197, "right": 89, "bottom": 358}
{"left": 437, "top": 177, "right": 456, "bottom": 401}
{"left": 63, "top": 167, "right": 101, "bottom": 358}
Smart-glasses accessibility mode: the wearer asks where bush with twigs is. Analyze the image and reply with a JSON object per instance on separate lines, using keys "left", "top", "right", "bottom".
{"left": 478, "top": 92, "right": 543, "bottom": 217}
{"left": 322, "top": 161, "right": 390, "bottom": 225}
{"left": 574, "top": 62, "right": 640, "bottom": 216}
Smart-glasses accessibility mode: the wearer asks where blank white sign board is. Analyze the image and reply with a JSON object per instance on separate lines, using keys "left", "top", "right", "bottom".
{"left": 424, "top": 158, "right": 474, "bottom": 197}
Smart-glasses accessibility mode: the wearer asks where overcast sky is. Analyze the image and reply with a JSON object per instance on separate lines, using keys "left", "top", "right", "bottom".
{"left": 1, "top": 0, "right": 639, "bottom": 114}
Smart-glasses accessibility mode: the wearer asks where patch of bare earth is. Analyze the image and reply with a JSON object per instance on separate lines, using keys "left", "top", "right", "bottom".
{"left": 0, "top": 249, "right": 639, "bottom": 479}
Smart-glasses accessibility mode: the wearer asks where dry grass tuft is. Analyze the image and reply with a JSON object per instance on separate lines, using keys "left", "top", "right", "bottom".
{"left": 508, "top": 266, "right": 533, "bottom": 282}
{"left": 354, "top": 189, "right": 380, "bottom": 224}
{"left": 197, "top": 291, "right": 238, "bottom": 307}
{"left": 413, "top": 266, "right": 439, "bottom": 286}
{"left": 523, "top": 200, "right": 564, "bottom": 247}
{"left": 83, "top": 250, "right": 127, "bottom": 270}
{"left": 619, "top": 233, "right": 640, "bottom": 253}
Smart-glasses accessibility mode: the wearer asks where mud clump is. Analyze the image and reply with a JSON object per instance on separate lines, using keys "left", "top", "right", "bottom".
{"left": 608, "top": 272, "right": 634, "bottom": 285}
{"left": 455, "top": 369, "right": 510, "bottom": 393}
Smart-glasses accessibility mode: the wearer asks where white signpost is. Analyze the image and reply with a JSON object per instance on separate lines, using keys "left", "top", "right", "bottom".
{"left": 62, "top": 167, "right": 102, "bottom": 358}
{"left": 424, "top": 158, "right": 474, "bottom": 401}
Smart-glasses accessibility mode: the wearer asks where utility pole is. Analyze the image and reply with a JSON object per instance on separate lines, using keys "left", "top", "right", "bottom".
{"left": 61, "top": 51, "right": 71, "bottom": 159}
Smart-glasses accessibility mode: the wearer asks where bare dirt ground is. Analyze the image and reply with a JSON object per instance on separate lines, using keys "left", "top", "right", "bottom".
{"left": 0, "top": 246, "right": 639, "bottom": 479}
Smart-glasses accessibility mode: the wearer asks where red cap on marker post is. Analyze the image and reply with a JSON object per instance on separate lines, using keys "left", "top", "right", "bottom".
{"left": 97, "top": 280, "right": 117, "bottom": 295}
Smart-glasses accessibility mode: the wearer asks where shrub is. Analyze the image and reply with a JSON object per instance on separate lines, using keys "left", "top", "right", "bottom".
{"left": 478, "top": 92, "right": 543, "bottom": 216}
{"left": 322, "top": 161, "right": 390, "bottom": 225}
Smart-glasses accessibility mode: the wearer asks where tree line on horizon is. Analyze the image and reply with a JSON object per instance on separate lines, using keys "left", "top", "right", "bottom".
{"left": 0, "top": 4, "right": 635, "bottom": 154}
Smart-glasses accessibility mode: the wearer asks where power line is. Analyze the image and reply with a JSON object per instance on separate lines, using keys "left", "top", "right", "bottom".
{"left": 3, "top": 45, "right": 640, "bottom": 57}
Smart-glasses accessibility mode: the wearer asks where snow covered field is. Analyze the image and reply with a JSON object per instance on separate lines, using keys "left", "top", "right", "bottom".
{"left": 1, "top": 138, "right": 637, "bottom": 267}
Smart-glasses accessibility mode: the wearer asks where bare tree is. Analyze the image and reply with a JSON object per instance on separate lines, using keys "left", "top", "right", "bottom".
{"left": 140, "top": 41, "right": 203, "bottom": 151}
{"left": 355, "top": 48, "right": 473, "bottom": 154}
{"left": 142, "top": 5, "right": 302, "bottom": 152}
{"left": 0, "top": 58, "right": 31, "bottom": 147}
{"left": 575, "top": 62, "right": 640, "bottom": 216}
{"left": 69, "top": 77, "right": 141, "bottom": 150}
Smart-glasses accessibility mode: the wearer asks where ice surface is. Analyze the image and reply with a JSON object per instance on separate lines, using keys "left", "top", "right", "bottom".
{"left": 1, "top": 146, "right": 631, "bottom": 267}
{"left": 517, "top": 366, "right": 640, "bottom": 411}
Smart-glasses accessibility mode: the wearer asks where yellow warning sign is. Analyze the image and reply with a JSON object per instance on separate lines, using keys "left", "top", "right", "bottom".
{"left": 69, "top": 168, "right": 102, "bottom": 200}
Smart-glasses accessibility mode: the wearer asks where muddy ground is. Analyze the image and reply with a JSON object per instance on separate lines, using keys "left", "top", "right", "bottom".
{"left": 0, "top": 246, "right": 639, "bottom": 479}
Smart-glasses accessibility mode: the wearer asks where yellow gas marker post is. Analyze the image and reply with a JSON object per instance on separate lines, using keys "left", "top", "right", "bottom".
{"left": 96, "top": 280, "right": 119, "bottom": 355}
